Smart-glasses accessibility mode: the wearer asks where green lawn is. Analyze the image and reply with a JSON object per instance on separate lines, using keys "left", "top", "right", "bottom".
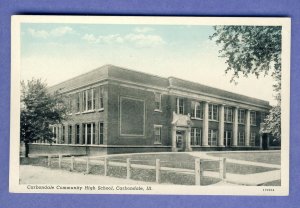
{"left": 109, "top": 153, "right": 196, "bottom": 169}
{"left": 20, "top": 151, "right": 281, "bottom": 186}
{"left": 207, "top": 151, "right": 281, "bottom": 165}
{"left": 107, "top": 153, "right": 205, "bottom": 185}
{"left": 107, "top": 152, "right": 280, "bottom": 185}
{"left": 109, "top": 153, "right": 278, "bottom": 175}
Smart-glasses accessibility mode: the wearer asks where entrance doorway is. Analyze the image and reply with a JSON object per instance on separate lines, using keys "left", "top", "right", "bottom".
{"left": 176, "top": 131, "right": 185, "bottom": 151}
{"left": 224, "top": 131, "right": 232, "bottom": 146}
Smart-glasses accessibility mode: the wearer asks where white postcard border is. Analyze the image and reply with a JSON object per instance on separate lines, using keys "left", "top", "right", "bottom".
{"left": 10, "top": 15, "right": 290, "bottom": 196}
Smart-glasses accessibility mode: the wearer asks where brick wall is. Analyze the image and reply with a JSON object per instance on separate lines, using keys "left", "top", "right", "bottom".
{"left": 107, "top": 84, "right": 171, "bottom": 146}
{"left": 29, "top": 144, "right": 108, "bottom": 156}
{"left": 29, "top": 144, "right": 87, "bottom": 155}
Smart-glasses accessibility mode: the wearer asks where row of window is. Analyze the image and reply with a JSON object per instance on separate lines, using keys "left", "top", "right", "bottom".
{"left": 33, "top": 123, "right": 105, "bottom": 145}
{"left": 190, "top": 127, "right": 257, "bottom": 146}
{"left": 149, "top": 93, "right": 266, "bottom": 127}
{"left": 66, "top": 89, "right": 265, "bottom": 127}
{"left": 33, "top": 124, "right": 257, "bottom": 147}
{"left": 67, "top": 87, "right": 104, "bottom": 114}
{"left": 185, "top": 99, "right": 258, "bottom": 125}
{"left": 152, "top": 125, "right": 258, "bottom": 147}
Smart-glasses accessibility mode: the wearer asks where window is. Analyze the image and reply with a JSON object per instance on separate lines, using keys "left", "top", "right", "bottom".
{"left": 238, "top": 109, "right": 245, "bottom": 124}
{"left": 209, "top": 104, "right": 218, "bottom": 121}
{"left": 98, "top": 86, "right": 104, "bottom": 110}
{"left": 224, "top": 131, "right": 232, "bottom": 146}
{"left": 67, "top": 96, "right": 72, "bottom": 114}
{"left": 208, "top": 129, "right": 218, "bottom": 146}
{"left": 261, "top": 112, "right": 267, "bottom": 122}
{"left": 75, "top": 93, "right": 80, "bottom": 113}
{"left": 92, "top": 90, "right": 96, "bottom": 110}
{"left": 52, "top": 126, "right": 57, "bottom": 143}
{"left": 154, "top": 93, "right": 162, "bottom": 111}
{"left": 83, "top": 123, "right": 96, "bottom": 145}
{"left": 83, "top": 89, "right": 95, "bottom": 111}
{"left": 68, "top": 125, "right": 72, "bottom": 144}
{"left": 224, "top": 107, "right": 233, "bottom": 122}
{"left": 75, "top": 124, "right": 80, "bottom": 144}
{"left": 99, "top": 122, "right": 104, "bottom": 144}
{"left": 154, "top": 125, "right": 162, "bottom": 144}
{"left": 40, "top": 138, "right": 47, "bottom": 144}
{"left": 250, "top": 111, "right": 256, "bottom": 125}
{"left": 250, "top": 132, "right": 256, "bottom": 146}
{"left": 87, "top": 89, "right": 93, "bottom": 110}
{"left": 191, "top": 128, "right": 202, "bottom": 146}
{"left": 238, "top": 131, "right": 245, "bottom": 146}
{"left": 83, "top": 90, "right": 86, "bottom": 111}
{"left": 191, "top": 101, "right": 203, "bottom": 119}
{"left": 176, "top": 98, "right": 184, "bottom": 114}
{"left": 57, "top": 127, "right": 60, "bottom": 143}
{"left": 61, "top": 126, "right": 65, "bottom": 144}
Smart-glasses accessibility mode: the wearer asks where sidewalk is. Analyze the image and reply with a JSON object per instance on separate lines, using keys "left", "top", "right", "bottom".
{"left": 204, "top": 170, "right": 281, "bottom": 186}
{"left": 188, "top": 152, "right": 281, "bottom": 185}
{"left": 188, "top": 152, "right": 281, "bottom": 169}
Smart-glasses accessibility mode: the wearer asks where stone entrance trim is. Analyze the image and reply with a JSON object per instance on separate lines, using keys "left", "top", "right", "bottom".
{"left": 171, "top": 112, "right": 193, "bottom": 152}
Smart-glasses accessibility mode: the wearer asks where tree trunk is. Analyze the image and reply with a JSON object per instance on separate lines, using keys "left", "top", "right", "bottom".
{"left": 25, "top": 141, "right": 29, "bottom": 158}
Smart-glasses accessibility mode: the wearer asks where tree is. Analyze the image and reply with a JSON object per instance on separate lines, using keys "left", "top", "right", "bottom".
{"left": 20, "top": 79, "right": 68, "bottom": 157}
{"left": 210, "top": 26, "right": 281, "bottom": 140}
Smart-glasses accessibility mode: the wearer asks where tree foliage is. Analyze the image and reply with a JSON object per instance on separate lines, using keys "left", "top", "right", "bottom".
{"left": 210, "top": 26, "right": 281, "bottom": 139}
{"left": 20, "top": 79, "right": 68, "bottom": 153}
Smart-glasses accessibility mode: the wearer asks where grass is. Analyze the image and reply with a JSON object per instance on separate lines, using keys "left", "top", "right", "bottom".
{"left": 101, "top": 154, "right": 221, "bottom": 185}
{"left": 110, "top": 153, "right": 196, "bottom": 169}
{"left": 109, "top": 153, "right": 278, "bottom": 174}
{"left": 20, "top": 154, "right": 220, "bottom": 185}
{"left": 20, "top": 151, "right": 280, "bottom": 186}
{"left": 207, "top": 152, "right": 281, "bottom": 165}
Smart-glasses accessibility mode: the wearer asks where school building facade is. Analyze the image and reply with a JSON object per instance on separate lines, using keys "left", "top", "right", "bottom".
{"left": 29, "top": 65, "right": 279, "bottom": 155}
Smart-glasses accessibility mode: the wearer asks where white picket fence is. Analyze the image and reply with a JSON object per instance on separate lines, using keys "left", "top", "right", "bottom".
{"left": 46, "top": 155, "right": 226, "bottom": 185}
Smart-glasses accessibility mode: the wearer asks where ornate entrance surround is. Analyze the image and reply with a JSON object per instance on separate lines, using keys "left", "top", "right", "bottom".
{"left": 171, "top": 112, "right": 193, "bottom": 152}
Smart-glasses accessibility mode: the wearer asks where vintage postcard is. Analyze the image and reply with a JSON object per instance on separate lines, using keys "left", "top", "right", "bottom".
{"left": 10, "top": 15, "right": 290, "bottom": 195}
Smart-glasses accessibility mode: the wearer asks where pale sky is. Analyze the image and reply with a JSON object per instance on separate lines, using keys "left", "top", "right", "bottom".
{"left": 20, "top": 23, "right": 276, "bottom": 105}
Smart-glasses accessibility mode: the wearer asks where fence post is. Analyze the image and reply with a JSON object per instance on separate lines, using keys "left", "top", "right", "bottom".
{"left": 104, "top": 157, "right": 108, "bottom": 176}
{"left": 70, "top": 156, "right": 74, "bottom": 171}
{"left": 156, "top": 159, "right": 161, "bottom": 183}
{"left": 220, "top": 157, "right": 226, "bottom": 180}
{"left": 47, "top": 155, "right": 51, "bottom": 167}
{"left": 200, "top": 160, "right": 204, "bottom": 178}
{"left": 126, "top": 158, "right": 131, "bottom": 179}
{"left": 86, "top": 157, "right": 90, "bottom": 174}
{"left": 195, "top": 158, "right": 201, "bottom": 185}
{"left": 58, "top": 155, "right": 62, "bottom": 169}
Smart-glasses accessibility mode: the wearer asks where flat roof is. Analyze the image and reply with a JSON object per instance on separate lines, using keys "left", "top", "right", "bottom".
{"left": 48, "top": 64, "right": 270, "bottom": 107}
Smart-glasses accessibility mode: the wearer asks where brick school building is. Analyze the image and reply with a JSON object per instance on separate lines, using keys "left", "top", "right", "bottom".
{"left": 29, "top": 65, "right": 279, "bottom": 155}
